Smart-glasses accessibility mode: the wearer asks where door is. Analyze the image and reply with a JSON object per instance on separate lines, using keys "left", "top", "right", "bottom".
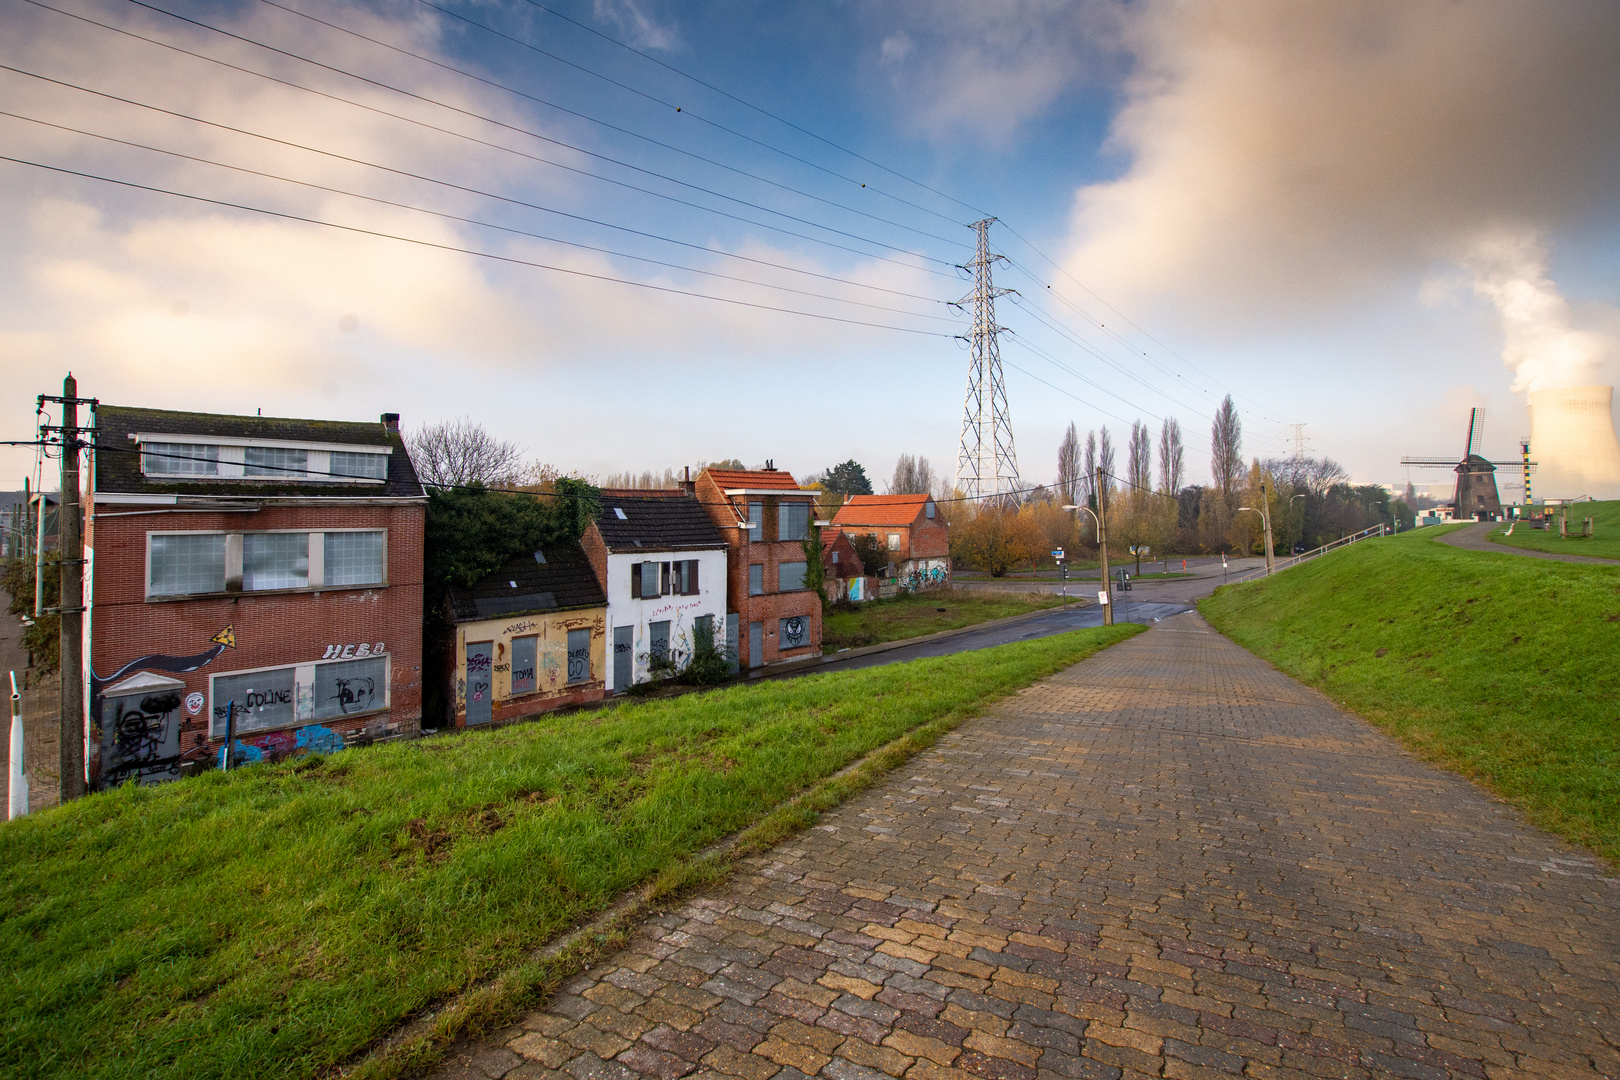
{"left": 465, "top": 640, "right": 493, "bottom": 725}
{"left": 725, "top": 615, "right": 740, "bottom": 674}
{"left": 613, "top": 625, "right": 633, "bottom": 690}
{"left": 749, "top": 621, "right": 764, "bottom": 669}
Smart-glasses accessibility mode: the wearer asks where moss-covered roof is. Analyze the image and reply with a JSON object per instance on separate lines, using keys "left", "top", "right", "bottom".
{"left": 93, "top": 405, "right": 424, "bottom": 499}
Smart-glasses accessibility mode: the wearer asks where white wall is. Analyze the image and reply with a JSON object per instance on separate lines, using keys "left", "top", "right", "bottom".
{"left": 604, "top": 548, "right": 729, "bottom": 691}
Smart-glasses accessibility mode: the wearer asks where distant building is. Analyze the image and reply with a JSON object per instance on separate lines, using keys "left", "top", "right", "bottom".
{"left": 446, "top": 543, "right": 607, "bottom": 727}
{"left": 580, "top": 491, "right": 730, "bottom": 692}
{"left": 694, "top": 463, "right": 821, "bottom": 668}
{"left": 820, "top": 527, "right": 871, "bottom": 603}
{"left": 86, "top": 406, "right": 426, "bottom": 788}
{"left": 0, "top": 490, "right": 58, "bottom": 559}
{"left": 831, "top": 494, "right": 951, "bottom": 589}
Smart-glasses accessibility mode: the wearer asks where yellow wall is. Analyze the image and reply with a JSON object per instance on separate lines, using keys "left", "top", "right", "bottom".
{"left": 455, "top": 606, "right": 606, "bottom": 712}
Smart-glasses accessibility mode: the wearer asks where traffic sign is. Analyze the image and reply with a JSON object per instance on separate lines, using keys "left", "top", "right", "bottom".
{"left": 1051, "top": 548, "right": 1064, "bottom": 560}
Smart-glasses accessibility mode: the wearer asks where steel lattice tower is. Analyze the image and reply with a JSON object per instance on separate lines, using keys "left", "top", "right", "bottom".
{"left": 956, "top": 218, "right": 1019, "bottom": 503}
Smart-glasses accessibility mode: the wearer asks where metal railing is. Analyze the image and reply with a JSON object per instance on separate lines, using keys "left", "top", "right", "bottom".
{"left": 1227, "top": 523, "right": 1386, "bottom": 585}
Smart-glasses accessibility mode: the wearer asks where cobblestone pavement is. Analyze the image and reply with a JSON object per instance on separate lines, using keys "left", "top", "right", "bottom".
{"left": 1437, "top": 523, "right": 1619, "bottom": 565}
{"left": 429, "top": 612, "right": 1619, "bottom": 1080}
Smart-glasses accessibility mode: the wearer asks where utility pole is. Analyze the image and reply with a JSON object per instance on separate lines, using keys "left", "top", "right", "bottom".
{"left": 40, "top": 374, "right": 91, "bottom": 801}
{"left": 1261, "top": 473, "right": 1276, "bottom": 576}
{"left": 1095, "top": 466, "right": 1113, "bottom": 627}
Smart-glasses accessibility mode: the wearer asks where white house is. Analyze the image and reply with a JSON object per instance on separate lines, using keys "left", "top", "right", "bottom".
{"left": 580, "top": 491, "right": 731, "bottom": 692}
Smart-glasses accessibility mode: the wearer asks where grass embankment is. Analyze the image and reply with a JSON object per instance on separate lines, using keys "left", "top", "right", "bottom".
{"left": 0, "top": 626, "right": 1140, "bottom": 1080}
{"left": 822, "top": 587, "right": 1077, "bottom": 651}
{"left": 1202, "top": 527, "right": 1620, "bottom": 866}
{"left": 1491, "top": 499, "right": 1620, "bottom": 560}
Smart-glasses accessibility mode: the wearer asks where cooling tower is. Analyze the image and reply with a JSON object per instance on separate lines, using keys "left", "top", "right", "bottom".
{"left": 1527, "top": 386, "right": 1620, "bottom": 501}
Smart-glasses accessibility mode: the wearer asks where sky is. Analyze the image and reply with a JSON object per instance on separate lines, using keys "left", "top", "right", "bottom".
{"left": 3, "top": 0, "right": 1619, "bottom": 499}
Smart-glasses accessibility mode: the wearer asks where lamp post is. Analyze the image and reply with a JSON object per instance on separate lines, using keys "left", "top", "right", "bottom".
{"left": 1237, "top": 483, "right": 1276, "bottom": 575}
{"left": 1063, "top": 465, "right": 1113, "bottom": 625}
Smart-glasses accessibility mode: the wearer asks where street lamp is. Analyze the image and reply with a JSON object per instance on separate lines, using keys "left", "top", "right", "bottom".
{"left": 1238, "top": 503, "right": 1276, "bottom": 575}
{"left": 1061, "top": 499, "right": 1113, "bottom": 625}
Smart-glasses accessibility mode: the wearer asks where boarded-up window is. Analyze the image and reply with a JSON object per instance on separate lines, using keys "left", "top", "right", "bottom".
{"left": 566, "top": 629, "right": 591, "bottom": 684}
{"left": 648, "top": 621, "right": 670, "bottom": 664}
{"left": 778, "top": 561, "right": 807, "bottom": 592}
{"left": 211, "top": 666, "right": 296, "bottom": 736}
{"left": 636, "top": 561, "right": 660, "bottom": 598}
{"left": 747, "top": 502, "right": 763, "bottom": 541}
{"left": 243, "top": 532, "right": 310, "bottom": 591}
{"left": 324, "top": 530, "right": 384, "bottom": 586}
{"left": 314, "top": 655, "right": 387, "bottom": 720}
{"left": 887, "top": 533, "right": 901, "bottom": 551}
{"left": 748, "top": 563, "right": 764, "bottom": 595}
{"left": 511, "top": 635, "right": 537, "bottom": 694}
{"left": 149, "top": 533, "right": 226, "bottom": 596}
{"left": 778, "top": 502, "right": 810, "bottom": 542}
{"left": 779, "top": 615, "right": 810, "bottom": 650}
{"left": 925, "top": 501, "right": 936, "bottom": 519}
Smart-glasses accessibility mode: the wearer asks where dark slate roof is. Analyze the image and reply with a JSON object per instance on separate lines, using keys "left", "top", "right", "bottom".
{"left": 447, "top": 542, "right": 605, "bottom": 622}
{"left": 93, "top": 405, "right": 425, "bottom": 499}
{"left": 594, "top": 494, "right": 727, "bottom": 552}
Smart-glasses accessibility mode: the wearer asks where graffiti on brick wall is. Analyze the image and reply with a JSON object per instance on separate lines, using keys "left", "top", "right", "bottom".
{"left": 91, "top": 625, "right": 236, "bottom": 695}
{"left": 896, "top": 566, "right": 948, "bottom": 593}
{"left": 102, "top": 691, "right": 185, "bottom": 786}
{"left": 218, "top": 723, "right": 350, "bottom": 769}
{"left": 330, "top": 676, "right": 376, "bottom": 715}
{"left": 321, "top": 642, "right": 386, "bottom": 660}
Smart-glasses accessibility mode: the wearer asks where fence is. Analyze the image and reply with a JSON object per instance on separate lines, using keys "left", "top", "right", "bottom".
{"left": 1226, "top": 523, "right": 1387, "bottom": 586}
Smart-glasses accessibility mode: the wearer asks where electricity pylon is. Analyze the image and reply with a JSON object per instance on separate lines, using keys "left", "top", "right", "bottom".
{"left": 955, "top": 218, "right": 1019, "bottom": 505}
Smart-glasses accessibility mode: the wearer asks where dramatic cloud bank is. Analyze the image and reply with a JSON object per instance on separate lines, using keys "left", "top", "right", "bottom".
{"left": 1059, "top": 1, "right": 1620, "bottom": 335}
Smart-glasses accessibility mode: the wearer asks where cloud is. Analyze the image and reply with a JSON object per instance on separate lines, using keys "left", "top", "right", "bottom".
{"left": 591, "top": 0, "right": 680, "bottom": 52}
{"left": 860, "top": 0, "right": 1121, "bottom": 142}
{"left": 1059, "top": 1, "right": 1620, "bottom": 335}
{"left": 1467, "top": 230, "right": 1619, "bottom": 395}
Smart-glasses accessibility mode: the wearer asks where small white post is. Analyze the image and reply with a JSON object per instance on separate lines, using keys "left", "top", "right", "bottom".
{"left": 9, "top": 671, "right": 28, "bottom": 820}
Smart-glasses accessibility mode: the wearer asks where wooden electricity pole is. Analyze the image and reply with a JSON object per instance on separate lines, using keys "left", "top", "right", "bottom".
{"left": 43, "top": 374, "right": 89, "bottom": 801}
{"left": 1096, "top": 466, "right": 1113, "bottom": 627}
{"left": 1261, "top": 473, "right": 1276, "bottom": 576}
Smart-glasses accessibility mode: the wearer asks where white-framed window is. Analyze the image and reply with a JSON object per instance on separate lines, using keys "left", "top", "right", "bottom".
{"left": 146, "top": 529, "right": 386, "bottom": 599}
{"left": 149, "top": 533, "right": 227, "bottom": 596}
{"left": 245, "top": 446, "right": 309, "bottom": 478}
{"left": 328, "top": 451, "right": 387, "bottom": 480}
{"left": 210, "top": 652, "right": 389, "bottom": 737}
{"left": 887, "top": 533, "right": 902, "bottom": 551}
{"left": 243, "top": 532, "right": 309, "bottom": 591}
{"left": 324, "top": 531, "right": 386, "bottom": 586}
{"left": 143, "top": 443, "right": 219, "bottom": 476}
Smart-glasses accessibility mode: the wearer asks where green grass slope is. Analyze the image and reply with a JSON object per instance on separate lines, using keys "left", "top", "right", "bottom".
{"left": 821, "top": 587, "right": 1075, "bottom": 651}
{"left": 1202, "top": 528, "right": 1620, "bottom": 866}
{"left": 1490, "top": 499, "right": 1620, "bottom": 560}
{"left": 0, "top": 626, "right": 1139, "bottom": 1080}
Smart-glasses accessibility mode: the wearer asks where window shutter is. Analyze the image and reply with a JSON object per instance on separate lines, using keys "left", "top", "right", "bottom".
{"left": 660, "top": 561, "right": 670, "bottom": 595}
{"left": 689, "top": 559, "right": 699, "bottom": 595}
{"left": 630, "top": 562, "right": 640, "bottom": 599}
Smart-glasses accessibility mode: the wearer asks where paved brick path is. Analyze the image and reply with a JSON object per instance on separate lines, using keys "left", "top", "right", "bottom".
{"left": 431, "top": 613, "right": 1618, "bottom": 1080}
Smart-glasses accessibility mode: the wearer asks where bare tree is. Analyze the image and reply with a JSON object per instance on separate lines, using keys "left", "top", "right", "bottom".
{"left": 1098, "top": 426, "right": 1116, "bottom": 510}
{"left": 1158, "top": 417, "right": 1184, "bottom": 495}
{"left": 887, "top": 453, "right": 938, "bottom": 495}
{"left": 1056, "top": 423, "right": 1081, "bottom": 505}
{"left": 407, "top": 417, "right": 524, "bottom": 487}
{"left": 1127, "top": 421, "right": 1152, "bottom": 494}
{"left": 1210, "top": 396, "right": 1244, "bottom": 501}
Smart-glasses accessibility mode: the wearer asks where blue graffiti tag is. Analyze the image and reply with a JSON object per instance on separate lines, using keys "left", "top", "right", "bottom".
{"left": 295, "top": 724, "right": 345, "bottom": 755}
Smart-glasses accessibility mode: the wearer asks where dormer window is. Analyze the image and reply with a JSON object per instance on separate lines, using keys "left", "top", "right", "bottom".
{"left": 143, "top": 443, "right": 220, "bottom": 476}
{"left": 136, "top": 434, "right": 389, "bottom": 483}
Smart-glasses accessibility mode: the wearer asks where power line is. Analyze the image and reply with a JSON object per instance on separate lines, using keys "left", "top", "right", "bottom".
{"left": 118, "top": 0, "right": 962, "bottom": 261}
{"left": 14, "top": 0, "right": 961, "bottom": 276}
{"left": 0, "top": 154, "right": 955, "bottom": 336}
{"left": 0, "top": 109, "right": 954, "bottom": 323}
{"left": 255, "top": 0, "right": 970, "bottom": 249}
{"left": 0, "top": 65, "right": 948, "bottom": 300}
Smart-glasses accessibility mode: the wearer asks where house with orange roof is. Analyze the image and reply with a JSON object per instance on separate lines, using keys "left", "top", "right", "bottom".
{"left": 831, "top": 493, "right": 951, "bottom": 590}
{"left": 693, "top": 462, "right": 821, "bottom": 668}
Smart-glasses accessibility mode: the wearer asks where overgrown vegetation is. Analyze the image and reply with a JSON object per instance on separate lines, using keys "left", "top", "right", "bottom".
{"left": 423, "top": 478, "right": 601, "bottom": 594}
{"left": 0, "top": 626, "right": 1139, "bottom": 1080}
{"left": 1, "top": 555, "right": 59, "bottom": 678}
{"left": 1202, "top": 527, "right": 1620, "bottom": 867}
{"left": 1491, "top": 499, "right": 1620, "bottom": 561}
{"left": 822, "top": 587, "right": 1078, "bottom": 651}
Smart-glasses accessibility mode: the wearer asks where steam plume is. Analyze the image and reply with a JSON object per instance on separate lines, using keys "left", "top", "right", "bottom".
{"left": 1467, "top": 231, "right": 1618, "bottom": 395}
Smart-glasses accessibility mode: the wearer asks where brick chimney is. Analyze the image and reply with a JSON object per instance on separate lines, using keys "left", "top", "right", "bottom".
{"left": 381, "top": 412, "right": 400, "bottom": 433}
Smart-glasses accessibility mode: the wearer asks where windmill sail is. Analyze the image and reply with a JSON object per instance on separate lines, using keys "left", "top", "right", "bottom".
{"left": 1465, "top": 408, "right": 1486, "bottom": 458}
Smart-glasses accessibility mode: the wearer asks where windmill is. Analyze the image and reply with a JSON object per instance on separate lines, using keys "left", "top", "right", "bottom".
{"left": 1401, "top": 408, "right": 1534, "bottom": 522}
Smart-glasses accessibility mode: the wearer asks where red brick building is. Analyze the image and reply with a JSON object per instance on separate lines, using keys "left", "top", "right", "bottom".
{"left": 831, "top": 494, "right": 951, "bottom": 588}
{"left": 693, "top": 464, "right": 820, "bottom": 668}
{"left": 85, "top": 406, "right": 426, "bottom": 788}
